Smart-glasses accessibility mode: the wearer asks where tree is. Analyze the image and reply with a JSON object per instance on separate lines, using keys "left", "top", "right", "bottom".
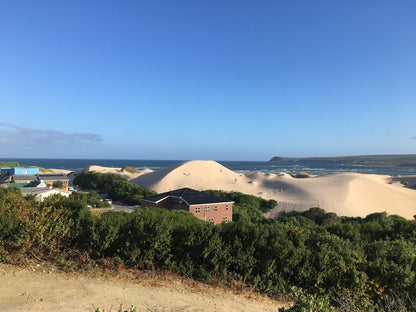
{"left": 53, "top": 181, "right": 64, "bottom": 188}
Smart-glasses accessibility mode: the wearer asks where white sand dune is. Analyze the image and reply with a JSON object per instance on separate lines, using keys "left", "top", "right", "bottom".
{"left": 74, "top": 165, "right": 152, "bottom": 181}
{"left": 127, "top": 160, "right": 416, "bottom": 219}
{"left": 130, "top": 160, "right": 243, "bottom": 191}
{"left": 39, "top": 168, "right": 73, "bottom": 175}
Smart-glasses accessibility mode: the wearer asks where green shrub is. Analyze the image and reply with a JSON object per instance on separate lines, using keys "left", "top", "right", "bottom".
{"left": 52, "top": 180, "right": 64, "bottom": 188}
{"left": 3, "top": 184, "right": 416, "bottom": 310}
{"left": 73, "top": 172, "right": 156, "bottom": 205}
{"left": 0, "top": 189, "right": 73, "bottom": 254}
{"left": 205, "top": 190, "right": 277, "bottom": 213}
{"left": 279, "top": 287, "right": 337, "bottom": 312}
{"left": 121, "top": 166, "right": 138, "bottom": 173}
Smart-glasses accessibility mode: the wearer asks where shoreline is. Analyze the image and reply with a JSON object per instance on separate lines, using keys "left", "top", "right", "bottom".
{"left": 2, "top": 158, "right": 416, "bottom": 176}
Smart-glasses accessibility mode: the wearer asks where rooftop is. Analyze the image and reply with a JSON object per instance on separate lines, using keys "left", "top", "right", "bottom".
{"left": 142, "top": 187, "right": 233, "bottom": 205}
{"left": 20, "top": 187, "right": 71, "bottom": 196}
{"left": 11, "top": 175, "right": 38, "bottom": 181}
{"left": 38, "top": 174, "right": 69, "bottom": 181}
{"left": 0, "top": 162, "right": 20, "bottom": 167}
{"left": 19, "top": 187, "right": 51, "bottom": 195}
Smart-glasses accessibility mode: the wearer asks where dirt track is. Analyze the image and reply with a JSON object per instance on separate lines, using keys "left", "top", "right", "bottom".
{"left": 0, "top": 263, "right": 287, "bottom": 312}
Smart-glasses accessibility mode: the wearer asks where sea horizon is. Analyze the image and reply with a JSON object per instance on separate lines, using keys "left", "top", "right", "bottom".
{"left": 1, "top": 157, "right": 416, "bottom": 176}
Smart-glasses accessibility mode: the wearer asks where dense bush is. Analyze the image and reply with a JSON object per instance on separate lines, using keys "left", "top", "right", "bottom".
{"left": 205, "top": 190, "right": 277, "bottom": 212}
{"left": 70, "top": 192, "right": 111, "bottom": 208}
{"left": 73, "top": 172, "right": 156, "bottom": 205}
{"left": 0, "top": 187, "right": 73, "bottom": 254}
{"left": 2, "top": 186, "right": 416, "bottom": 310}
{"left": 278, "top": 207, "right": 341, "bottom": 226}
{"left": 52, "top": 180, "right": 64, "bottom": 188}
{"left": 121, "top": 166, "right": 138, "bottom": 173}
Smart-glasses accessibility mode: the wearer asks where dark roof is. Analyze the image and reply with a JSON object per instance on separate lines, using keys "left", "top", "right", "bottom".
{"left": 12, "top": 175, "right": 37, "bottom": 181}
{"left": 38, "top": 174, "right": 68, "bottom": 181}
{"left": 142, "top": 188, "right": 233, "bottom": 205}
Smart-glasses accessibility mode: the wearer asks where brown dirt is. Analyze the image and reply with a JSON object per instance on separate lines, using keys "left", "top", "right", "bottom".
{"left": 0, "top": 263, "right": 289, "bottom": 312}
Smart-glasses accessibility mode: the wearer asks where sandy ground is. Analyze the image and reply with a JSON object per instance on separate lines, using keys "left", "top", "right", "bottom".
{"left": 125, "top": 160, "right": 416, "bottom": 219}
{"left": 0, "top": 263, "right": 285, "bottom": 312}
{"left": 65, "top": 160, "right": 416, "bottom": 218}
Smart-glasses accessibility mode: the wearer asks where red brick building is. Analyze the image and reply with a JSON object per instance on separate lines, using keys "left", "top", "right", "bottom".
{"left": 141, "top": 188, "right": 233, "bottom": 224}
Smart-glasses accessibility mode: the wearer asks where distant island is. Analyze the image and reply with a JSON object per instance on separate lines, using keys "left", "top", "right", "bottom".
{"left": 269, "top": 154, "right": 416, "bottom": 167}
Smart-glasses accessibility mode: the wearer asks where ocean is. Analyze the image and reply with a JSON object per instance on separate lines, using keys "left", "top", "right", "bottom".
{"left": 1, "top": 158, "right": 416, "bottom": 176}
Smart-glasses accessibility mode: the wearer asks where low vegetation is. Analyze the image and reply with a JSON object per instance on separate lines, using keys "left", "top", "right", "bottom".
{"left": 95, "top": 305, "right": 136, "bottom": 312}
{"left": 1, "top": 185, "right": 416, "bottom": 311}
{"left": 121, "top": 166, "right": 139, "bottom": 174}
{"left": 73, "top": 171, "right": 156, "bottom": 205}
{"left": 205, "top": 190, "right": 277, "bottom": 213}
{"left": 71, "top": 191, "right": 112, "bottom": 208}
{"left": 52, "top": 180, "right": 64, "bottom": 188}
{"left": 292, "top": 172, "right": 312, "bottom": 178}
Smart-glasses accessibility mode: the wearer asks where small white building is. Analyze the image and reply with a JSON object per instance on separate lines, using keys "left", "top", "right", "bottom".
{"left": 20, "top": 187, "right": 71, "bottom": 202}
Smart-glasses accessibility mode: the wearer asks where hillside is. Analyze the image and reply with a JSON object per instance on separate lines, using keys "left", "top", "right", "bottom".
{"left": 128, "top": 160, "right": 416, "bottom": 219}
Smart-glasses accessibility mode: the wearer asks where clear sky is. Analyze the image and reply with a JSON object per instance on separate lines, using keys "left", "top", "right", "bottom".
{"left": 1, "top": 1, "right": 415, "bottom": 161}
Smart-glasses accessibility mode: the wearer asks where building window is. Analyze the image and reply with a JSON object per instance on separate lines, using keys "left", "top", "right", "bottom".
{"left": 222, "top": 216, "right": 228, "bottom": 222}
{"left": 226, "top": 204, "right": 229, "bottom": 211}
{"left": 195, "top": 207, "right": 201, "bottom": 213}
{"left": 208, "top": 218, "right": 214, "bottom": 222}
{"left": 214, "top": 205, "right": 218, "bottom": 211}
{"left": 205, "top": 206, "right": 210, "bottom": 212}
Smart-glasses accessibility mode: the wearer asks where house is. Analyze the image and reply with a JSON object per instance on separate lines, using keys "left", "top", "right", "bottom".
{"left": 0, "top": 167, "right": 39, "bottom": 177}
{"left": 38, "top": 174, "right": 69, "bottom": 191}
{"left": 0, "top": 173, "right": 69, "bottom": 191}
{"left": 19, "top": 187, "right": 71, "bottom": 202}
{"left": 141, "top": 187, "right": 233, "bottom": 224}
{"left": 9, "top": 174, "right": 38, "bottom": 184}
{"left": 0, "top": 166, "right": 39, "bottom": 184}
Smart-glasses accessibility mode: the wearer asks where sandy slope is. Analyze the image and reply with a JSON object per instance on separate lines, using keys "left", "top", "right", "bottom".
{"left": 80, "top": 165, "right": 150, "bottom": 180}
{"left": 127, "top": 160, "right": 416, "bottom": 219}
{"left": 66, "top": 166, "right": 152, "bottom": 190}
{"left": 0, "top": 263, "right": 284, "bottom": 312}
{"left": 39, "top": 168, "right": 73, "bottom": 175}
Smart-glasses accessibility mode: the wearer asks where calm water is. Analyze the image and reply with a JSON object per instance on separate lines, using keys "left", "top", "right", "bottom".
{"left": 2, "top": 158, "right": 416, "bottom": 176}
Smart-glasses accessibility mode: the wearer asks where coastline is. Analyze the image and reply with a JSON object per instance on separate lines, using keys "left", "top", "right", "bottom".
{"left": 269, "top": 154, "right": 416, "bottom": 168}
{"left": 3, "top": 158, "right": 416, "bottom": 176}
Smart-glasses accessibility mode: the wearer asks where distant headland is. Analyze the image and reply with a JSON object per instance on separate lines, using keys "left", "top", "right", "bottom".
{"left": 269, "top": 154, "right": 416, "bottom": 167}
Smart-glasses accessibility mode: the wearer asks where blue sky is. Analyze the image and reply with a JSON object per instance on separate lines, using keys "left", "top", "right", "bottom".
{"left": 1, "top": 1, "right": 415, "bottom": 161}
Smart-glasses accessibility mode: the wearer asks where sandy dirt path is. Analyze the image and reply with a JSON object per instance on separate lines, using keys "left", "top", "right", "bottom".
{"left": 0, "top": 263, "right": 286, "bottom": 312}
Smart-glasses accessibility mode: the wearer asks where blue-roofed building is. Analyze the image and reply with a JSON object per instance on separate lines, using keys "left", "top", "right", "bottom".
{"left": 0, "top": 167, "right": 40, "bottom": 177}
